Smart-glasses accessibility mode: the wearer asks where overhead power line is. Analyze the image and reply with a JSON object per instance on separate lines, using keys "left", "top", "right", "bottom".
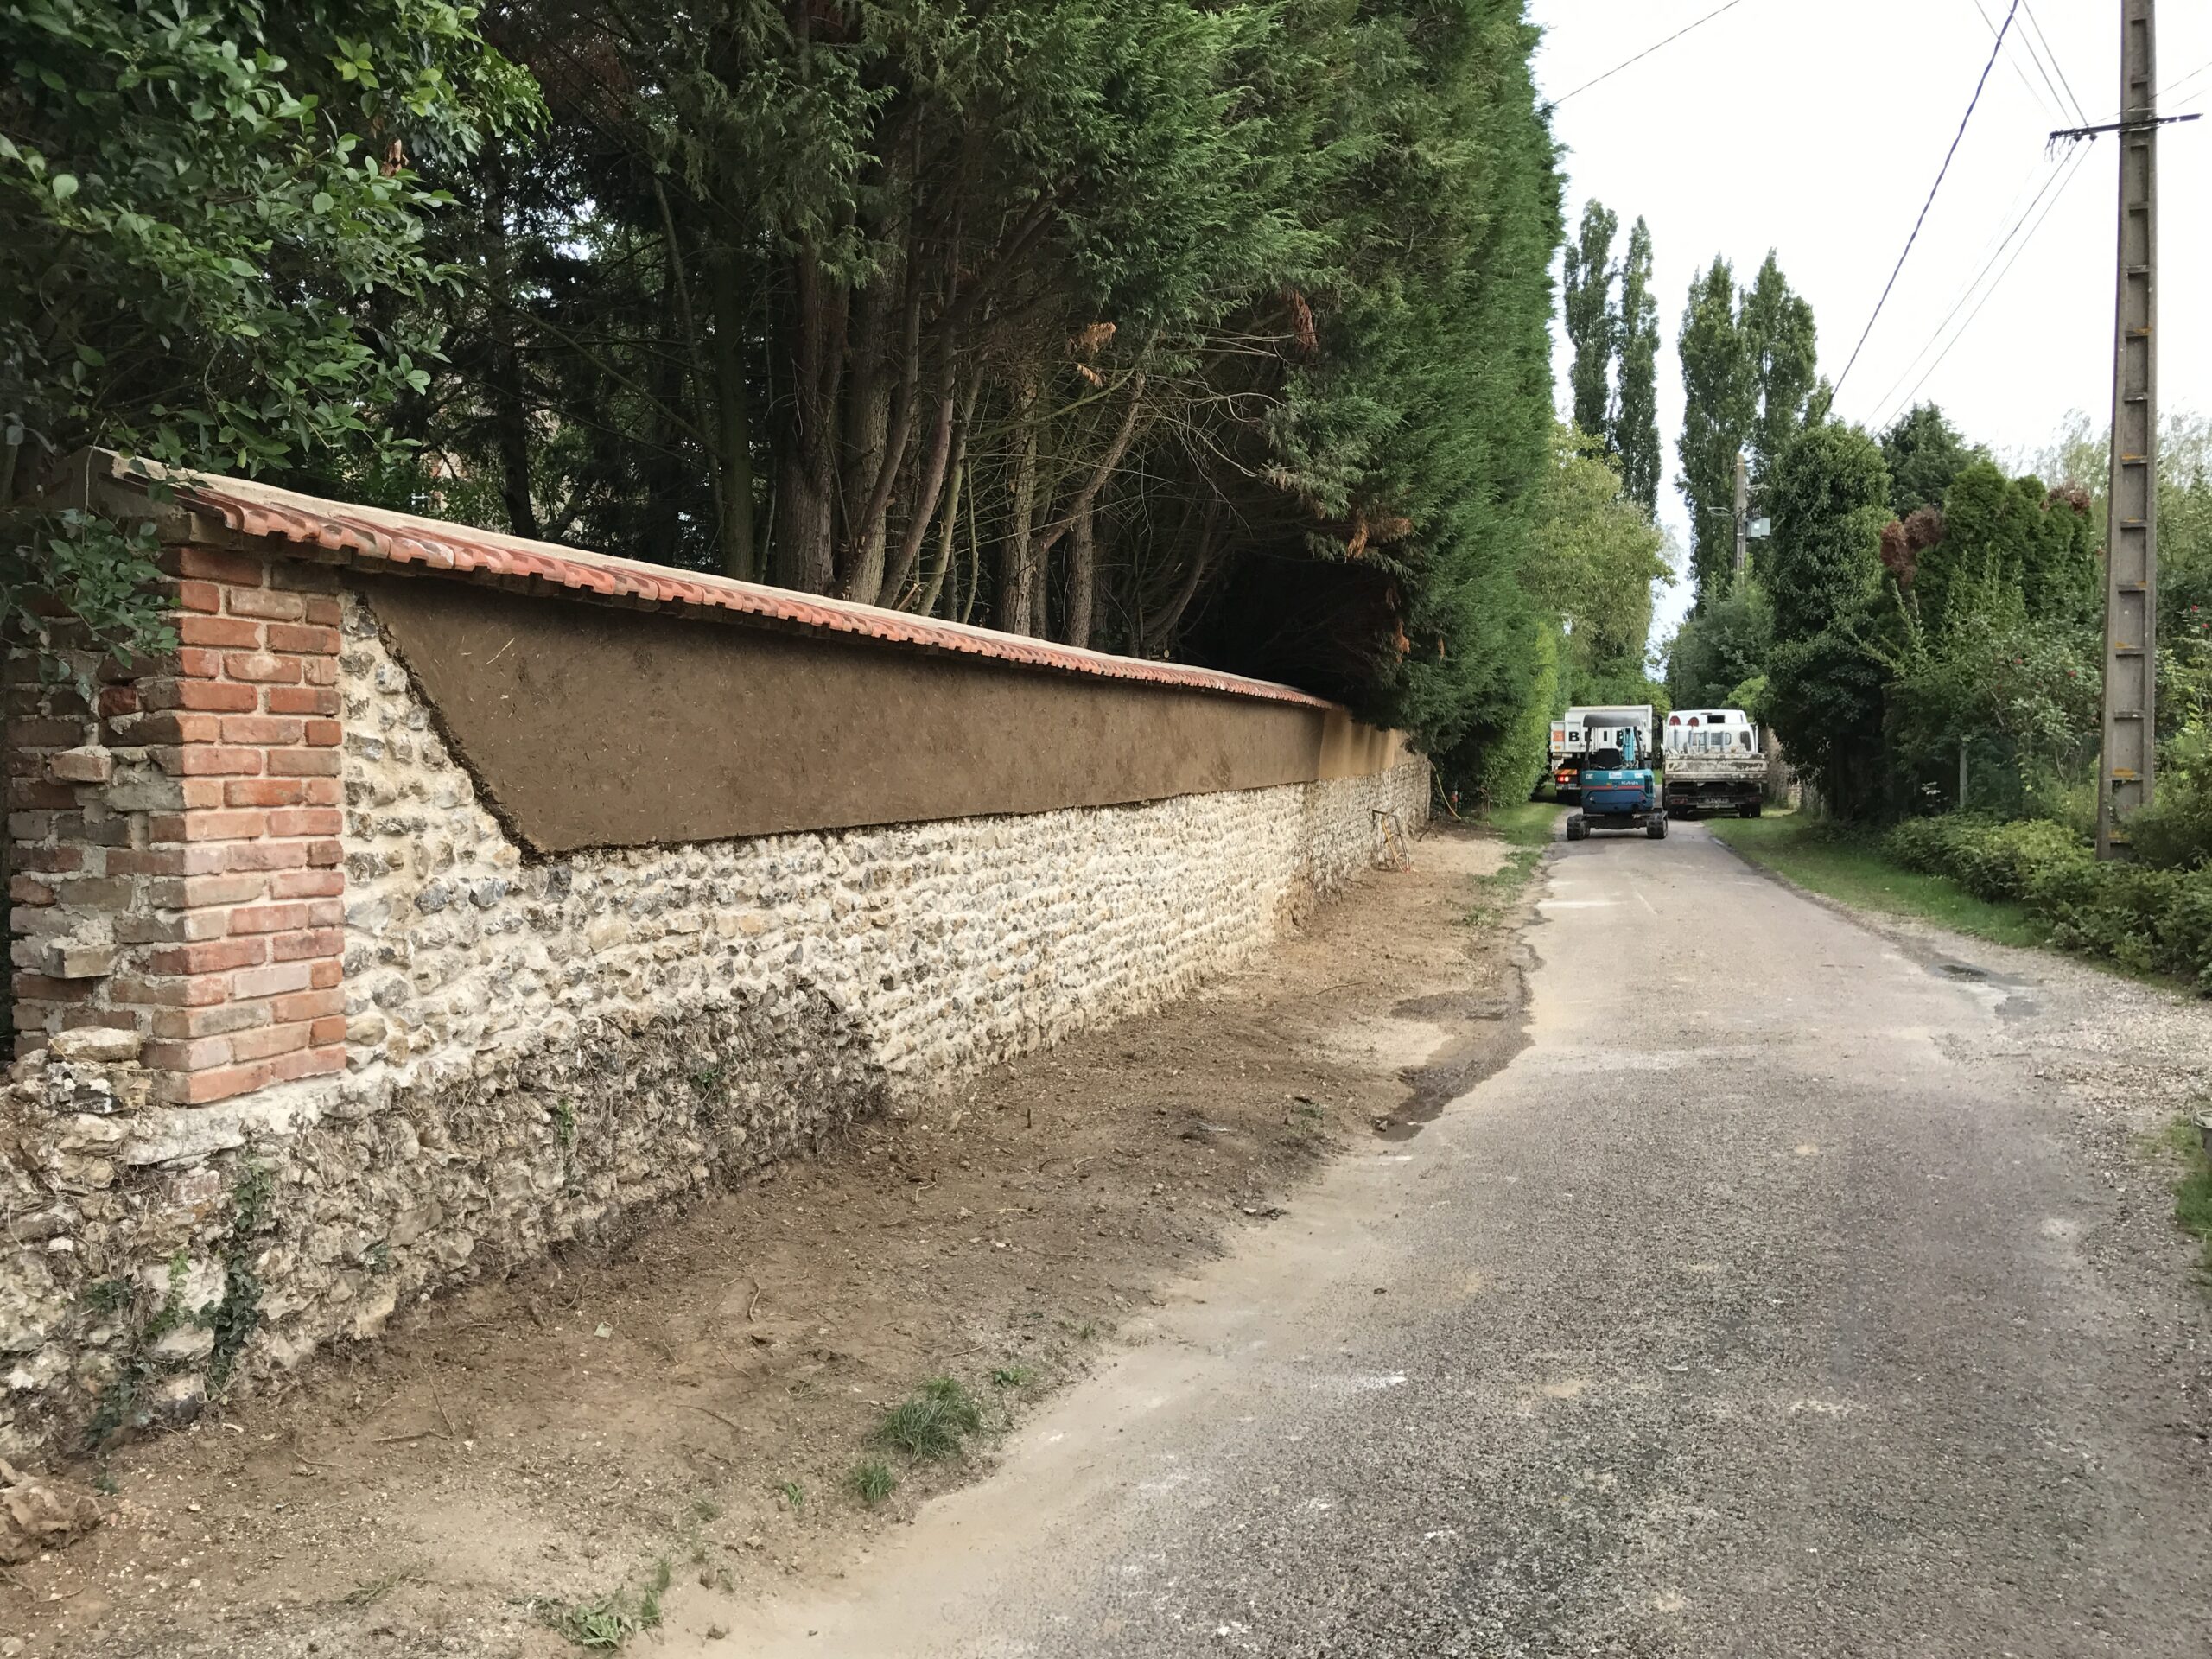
{"left": 1870, "top": 143, "right": 2092, "bottom": 430}
{"left": 1550, "top": 0, "right": 1752, "bottom": 106}
{"left": 1864, "top": 149, "right": 2054, "bottom": 423}
{"left": 1832, "top": 0, "right": 2020, "bottom": 401}
{"left": 2163, "top": 57, "right": 2212, "bottom": 101}
{"left": 2018, "top": 0, "right": 2088, "bottom": 126}
{"left": 1972, "top": 0, "right": 2063, "bottom": 121}
{"left": 1981, "top": 0, "right": 2061, "bottom": 119}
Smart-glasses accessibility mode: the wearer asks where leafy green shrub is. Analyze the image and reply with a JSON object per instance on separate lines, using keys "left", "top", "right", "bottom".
{"left": 2126, "top": 723, "right": 2212, "bottom": 871}
{"left": 1880, "top": 813, "right": 2212, "bottom": 990}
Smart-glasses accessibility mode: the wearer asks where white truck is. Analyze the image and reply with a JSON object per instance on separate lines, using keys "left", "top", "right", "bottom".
{"left": 1662, "top": 708, "right": 1765, "bottom": 818}
{"left": 1547, "top": 705, "right": 1656, "bottom": 802}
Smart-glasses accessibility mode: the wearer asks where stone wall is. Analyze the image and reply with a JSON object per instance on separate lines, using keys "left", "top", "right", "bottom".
{"left": 3, "top": 530, "right": 1427, "bottom": 1463}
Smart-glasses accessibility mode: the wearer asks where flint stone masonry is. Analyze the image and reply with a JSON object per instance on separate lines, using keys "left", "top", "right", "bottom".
{"left": 3, "top": 466, "right": 1427, "bottom": 1461}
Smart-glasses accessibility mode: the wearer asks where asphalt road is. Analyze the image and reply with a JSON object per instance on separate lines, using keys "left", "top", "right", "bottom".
{"left": 695, "top": 822, "right": 2212, "bottom": 1657}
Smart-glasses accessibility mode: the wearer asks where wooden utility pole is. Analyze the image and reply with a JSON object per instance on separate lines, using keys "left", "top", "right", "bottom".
{"left": 2097, "top": 0, "right": 2159, "bottom": 859}
{"left": 1732, "top": 451, "right": 1748, "bottom": 583}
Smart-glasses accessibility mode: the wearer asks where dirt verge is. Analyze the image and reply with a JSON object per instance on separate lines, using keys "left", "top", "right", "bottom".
{"left": 7, "top": 822, "right": 1537, "bottom": 1659}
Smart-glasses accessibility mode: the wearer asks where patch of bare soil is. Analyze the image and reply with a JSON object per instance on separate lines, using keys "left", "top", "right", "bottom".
{"left": 7, "top": 824, "right": 1529, "bottom": 1659}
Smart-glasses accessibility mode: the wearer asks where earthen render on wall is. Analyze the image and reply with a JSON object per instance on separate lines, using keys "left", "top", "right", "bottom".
{"left": 0, "top": 454, "right": 1428, "bottom": 1460}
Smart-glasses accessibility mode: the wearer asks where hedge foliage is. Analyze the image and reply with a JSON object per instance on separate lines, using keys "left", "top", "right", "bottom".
{"left": 1880, "top": 815, "right": 2212, "bottom": 990}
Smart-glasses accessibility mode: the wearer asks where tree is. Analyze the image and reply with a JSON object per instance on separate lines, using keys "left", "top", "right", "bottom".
{"left": 1666, "top": 580, "right": 1773, "bottom": 711}
{"left": 1871, "top": 457, "right": 2101, "bottom": 815}
{"left": 10, "top": 0, "right": 1573, "bottom": 793}
{"left": 423, "top": 0, "right": 1567, "bottom": 772}
{"left": 1522, "top": 425, "right": 1669, "bottom": 702}
{"left": 1761, "top": 420, "right": 1892, "bottom": 815}
{"left": 1675, "top": 249, "right": 1820, "bottom": 607}
{"left": 1880, "top": 403, "right": 1980, "bottom": 518}
{"left": 1613, "top": 217, "right": 1661, "bottom": 512}
{"left": 1916, "top": 461, "right": 2098, "bottom": 636}
{"left": 1675, "top": 256, "right": 1752, "bottom": 602}
{"left": 1740, "top": 251, "right": 1816, "bottom": 486}
{"left": 1766, "top": 421, "right": 1890, "bottom": 645}
{"left": 0, "top": 0, "right": 536, "bottom": 658}
{"left": 1561, "top": 200, "right": 1618, "bottom": 442}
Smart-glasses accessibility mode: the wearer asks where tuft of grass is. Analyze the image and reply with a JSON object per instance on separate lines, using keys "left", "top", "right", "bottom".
{"left": 776, "top": 1478, "right": 804, "bottom": 1513}
{"left": 988, "top": 1365, "right": 1033, "bottom": 1390}
{"left": 533, "top": 1560, "right": 671, "bottom": 1650}
{"left": 537, "top": 1587, "right": 663, "bottom": 1650}
{"left": 849, "top": 1459, "right": 898, "bottom": 1504}
{"left": 2160, "top": 1116, "right": 2212, "bottom": 1274}
{"left": 875, "top": 1376, "right": 984, "bottom": 1461}
{"left": 1707, "top": 813, "right": 2049, "bottom": 949}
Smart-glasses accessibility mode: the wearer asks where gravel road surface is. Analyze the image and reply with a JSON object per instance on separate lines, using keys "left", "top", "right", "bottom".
{"left": 691, "top": 821, "right": 2212, "bottom": 1657}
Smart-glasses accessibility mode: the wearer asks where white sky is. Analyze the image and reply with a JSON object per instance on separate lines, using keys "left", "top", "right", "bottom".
{"left": 1531, "top": 0, "right": 2212, "bottom": 648}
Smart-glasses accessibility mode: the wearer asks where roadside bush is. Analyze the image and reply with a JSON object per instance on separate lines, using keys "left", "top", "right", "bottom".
{"left": 2126, "top": 723, "right": 2212, "bottom": 871}
{"left": 1878, "top": 814, "right": 2212, "bottom": 990}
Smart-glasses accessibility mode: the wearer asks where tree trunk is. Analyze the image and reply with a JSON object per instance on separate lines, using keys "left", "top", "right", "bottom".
{"left": 772, "top": 251, "right": 842, "bottom": 594}
{"left": 1031, "top": 372, "right": 1146, "bottom": 563}
{"left": 918, "top": 450, "right": 965, "bottom": 616}
{"left": 837, "top": 268, "right": 892, "bottom": 589}
{"left": 879, "top": 339, "right": 957, "bottom": 607}
{"left": 997, "top": 386, "right": 1039, "bottom": 633}
{"left": 917, "top": 377, "right": 981, "bottom": 614}
{"left": 484, "top": 156, "right": 537, "bottom": 542}
{"left": 842, "top": 276, "right": 924, "bottom": 607}
{"left": 1146, "top": 498, "right": 1219, "bottom": 653}
{"left": 958, "top": 482, "right": 983, "bottom": 625}
{"left": 642, "top": 261, "right": 687, "bottom": 557}
{"left": 1063, "top": 495, "right": 1096, "bottom": 648}
{"left": 706, "top": 248, "right": 757, "bottom": 582}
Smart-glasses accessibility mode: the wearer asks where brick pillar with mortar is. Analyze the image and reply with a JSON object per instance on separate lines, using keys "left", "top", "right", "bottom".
{"left": 7, "top": 548, "right": 346, "bottom": 1102}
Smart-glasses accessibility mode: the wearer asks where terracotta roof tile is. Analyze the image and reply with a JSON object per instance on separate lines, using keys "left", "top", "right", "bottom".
{"left": 88, "top": 454, "right": 1336, "bottom": 711}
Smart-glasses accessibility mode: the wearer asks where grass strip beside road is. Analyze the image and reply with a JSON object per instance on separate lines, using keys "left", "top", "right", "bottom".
{"left": 1483, "top": 801, "right": 1564, "bottom": 849}
{"left": 1706, "top": 813, "right": 2050, "bottom": 950}
{"left": 2160, "top": 1116, "right": 2212, "bottom": 1278}
{"left": 1465, "top": 802, "right": 1560, "bottom": 926}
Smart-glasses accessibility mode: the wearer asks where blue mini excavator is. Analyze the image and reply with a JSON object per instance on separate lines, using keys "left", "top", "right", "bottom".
{"left": 1565, "top": 727, "right": 1666, "bottom": 843}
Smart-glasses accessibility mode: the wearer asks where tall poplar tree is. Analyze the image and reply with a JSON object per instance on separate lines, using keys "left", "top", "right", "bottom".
{"left": 1740, "top": 251, "right": 1817, "bottom": 486}
{"left": 1561, "top": 200, "right": 1618, "bottom": 441}
{"left": 1676, "top": 249, "right": 1819, "bottom": 603}
{"left": 1614, "top": 217, "right": 1661, "bottom": 512}
{"left": 1675, "top": 256, "right": 1752, "bottom": 601}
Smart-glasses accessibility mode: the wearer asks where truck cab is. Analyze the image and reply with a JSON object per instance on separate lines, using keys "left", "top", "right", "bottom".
{"left": 1662, "top": 709, "right": 1765, "bottom": 818}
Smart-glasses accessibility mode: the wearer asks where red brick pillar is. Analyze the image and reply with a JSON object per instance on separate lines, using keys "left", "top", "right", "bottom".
{"left": 8, "top": 547, "right": 347, "bottom": 1103}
